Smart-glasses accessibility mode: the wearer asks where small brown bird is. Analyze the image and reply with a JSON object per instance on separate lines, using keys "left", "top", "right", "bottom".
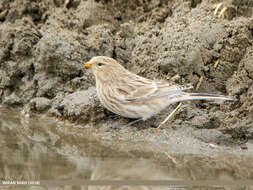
{"left": 85, "top": 56, "right": 234, "bottom": 125}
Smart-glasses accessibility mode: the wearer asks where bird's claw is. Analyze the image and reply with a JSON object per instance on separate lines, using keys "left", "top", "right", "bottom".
{"left": 110, "top": 124, "right": 124, "bottom": 130}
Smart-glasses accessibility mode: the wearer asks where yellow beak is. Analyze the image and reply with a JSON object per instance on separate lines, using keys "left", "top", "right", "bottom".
{"left": 84, "top": 61, "right": 92, "bottom": 69}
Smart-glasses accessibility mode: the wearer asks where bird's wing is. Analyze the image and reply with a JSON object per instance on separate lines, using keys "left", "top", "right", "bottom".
{"left": 114, "top": 75, "right": 193, "bottom": 102}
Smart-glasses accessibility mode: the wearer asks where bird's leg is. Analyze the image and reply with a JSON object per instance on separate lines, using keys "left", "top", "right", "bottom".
{"left": 104, "top": 110, "right": 121, "bottom": 120}
{"left": 105, "top": 113, "right": 121, "bottom": 120}
{"left": 110, "top": 118, "right": 143, "bottom": 129}
{"left": 124, "top": 118, "right": 143, "bottom": 127}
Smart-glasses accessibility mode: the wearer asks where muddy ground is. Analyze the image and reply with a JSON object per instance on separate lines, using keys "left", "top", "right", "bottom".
{"left": 0, "top": 0, "right": 253, "bottom": 154}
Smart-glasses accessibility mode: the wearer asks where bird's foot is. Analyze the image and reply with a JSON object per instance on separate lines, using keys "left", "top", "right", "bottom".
{"left": 110, "top": 124, "right": 125, "bottom": 130}
{"left": 109, "top": 118, "right": 143, "bottom": 130}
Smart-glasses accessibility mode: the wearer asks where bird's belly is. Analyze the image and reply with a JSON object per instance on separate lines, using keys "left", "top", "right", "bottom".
{"left": 114, "top": 104, "right": 152, "bottom": 119}
{"left": 97, "top": 88, "right": 171, "bottom": 120}
{"left": 101, "top": 100, "right": 144, "bottom": 119}
{"left": 123, "top": 97, "right": 171, "bottom": 120}
{"left": 101, "top": 97, "right": 168, "bottom": 120}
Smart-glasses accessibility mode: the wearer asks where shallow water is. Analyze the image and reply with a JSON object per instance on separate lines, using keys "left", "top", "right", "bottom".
{"left": 0, "top": 107, "right": 253, "bottom": 190}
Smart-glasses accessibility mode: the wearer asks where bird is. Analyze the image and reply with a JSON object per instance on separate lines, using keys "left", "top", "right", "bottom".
{"left": 84, "top": 56, "right": 235, "bottom": 126}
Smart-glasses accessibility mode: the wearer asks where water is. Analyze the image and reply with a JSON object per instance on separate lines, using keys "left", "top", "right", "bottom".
{"left": 0, "top": 107, "right": 253, "bottom": 190}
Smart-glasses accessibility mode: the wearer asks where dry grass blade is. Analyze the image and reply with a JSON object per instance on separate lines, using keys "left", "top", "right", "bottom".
{"left": 157, "top": 103, "right": 183, "bottom": 129}
{"left": 196, "top": 76, "right": 204, "bottom": 91}
{"left": 214, "top": 59, "right": 220, "bottom": 69}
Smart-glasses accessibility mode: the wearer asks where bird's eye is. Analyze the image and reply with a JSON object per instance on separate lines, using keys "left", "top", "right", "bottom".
{"left": 97, "top": 63, "right": 104, "bottom": 67}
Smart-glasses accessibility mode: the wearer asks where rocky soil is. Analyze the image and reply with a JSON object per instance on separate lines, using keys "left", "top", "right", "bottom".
{"left": 0, "top": 0, "right": 253, "bottom": 151}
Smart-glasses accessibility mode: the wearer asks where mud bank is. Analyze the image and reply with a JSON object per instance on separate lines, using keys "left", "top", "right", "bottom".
{"left": 0, "top": 0, "right": 253, "bottom": 151}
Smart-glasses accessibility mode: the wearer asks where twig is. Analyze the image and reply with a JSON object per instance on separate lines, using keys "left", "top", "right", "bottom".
{"left": 196, "top": 75, "right": 204, "bottom": 90}
{"left": 64, "top": 0, "right": 71, "bottom": 8}
{"left": 157, "top": 103, "right": 183, "bottom": 129}
{"left": 214, "top": 59, "right": 220, "bottom": 69}
{"left": 213, "top": 3, "right": 223, "bottom": 16}
{"left": 219, "top": 6, "right": 228, "bottom": 18}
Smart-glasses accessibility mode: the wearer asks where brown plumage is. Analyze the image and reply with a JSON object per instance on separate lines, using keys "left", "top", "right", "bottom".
{"left": 84, "top": 56, "right": 234, "bottom": 120}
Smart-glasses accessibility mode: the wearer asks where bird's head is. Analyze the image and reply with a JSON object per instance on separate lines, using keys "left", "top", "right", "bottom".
{"left": 84, "top": 56, "right": 127, "bottom": 82}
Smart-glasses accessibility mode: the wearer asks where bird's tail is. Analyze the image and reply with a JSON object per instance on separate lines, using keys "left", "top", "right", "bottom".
{"left": 185, "top": 93, "right": 235, "bottom": 101}
{"left": 167, "top": 92, "right": 235, "bottom": 105}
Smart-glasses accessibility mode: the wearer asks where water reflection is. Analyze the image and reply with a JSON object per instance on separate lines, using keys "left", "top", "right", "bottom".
{"left": 0, "top": 107, "right": 253, "bottom": 190}
{"left": 0, "top": 107, "right": 170, "bottom": 189}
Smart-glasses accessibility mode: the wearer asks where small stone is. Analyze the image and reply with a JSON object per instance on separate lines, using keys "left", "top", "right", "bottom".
{"left": 55, "top": 104, "right": 66, "bottom": 111}
{"left": 191, "top": 114, "right": 221, "bottom": 129}
{"left": 240, "top": 145, "right": 248, "bottom": 150}
{"left": 245, "top": 61, "right": 253, "bottom": 78}
{"left": 3, "top": 93, "right": 22, "bottom": 106}
{"left": 30, "top": 97, "right": 51, "bottom": 112}
{"left": 193, "top": 129, "right": 223, "bottom": 143}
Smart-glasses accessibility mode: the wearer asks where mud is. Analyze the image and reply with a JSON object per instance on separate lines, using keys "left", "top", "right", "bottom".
{"left": 1, "top": 107, "right": 253, "bottom": 185}
{"left": 0, "top": 0, "right": 253, "bottom": 153}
